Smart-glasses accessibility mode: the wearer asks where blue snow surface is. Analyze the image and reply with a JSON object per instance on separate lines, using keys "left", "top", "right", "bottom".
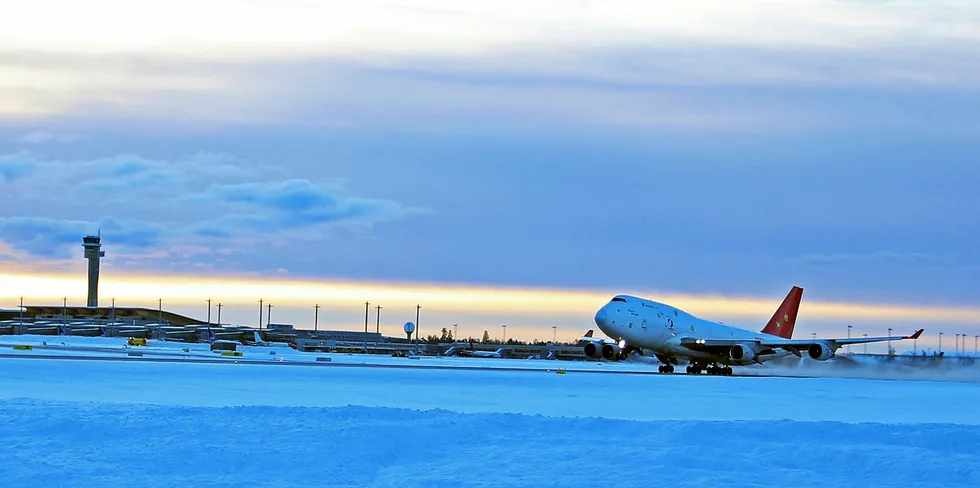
{"left": 1, "top": 357, "right": 979, "bottom": 488}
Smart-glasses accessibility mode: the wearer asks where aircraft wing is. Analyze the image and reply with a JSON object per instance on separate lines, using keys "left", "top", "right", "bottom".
{"left": 579, "top": 329, "right": 615, "bottom": 344}
{"left": 831, "top": 328, "right": 924, "bottom": 345}
{"left": 680, "top": 328, "right": 923, "bottom": 352}
{"left": 759, "top": 328, "right": 923, "bottom": 348}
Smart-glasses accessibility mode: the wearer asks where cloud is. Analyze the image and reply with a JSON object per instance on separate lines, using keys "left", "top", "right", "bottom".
{"left": 14, "top": 130, "right": 83, "bottom": 144}
{"left": 1, "top": 151, "right": 278, "bottom": 202}
{"left": 0, "top": 216, "right": 165, "bottom": 258}
{"left": 5, "top": 1, "right": 979, "bottom": 58}
{"left": 201, "top": 179, "right": 409, "bottom": 228}
{"left": 793, "top": 251, "right": 943, "bottom": 267}
{"left": 0, "top": 150, "right": 419, "bottom": 261}
{"left": 0, "top": 152, "right": 37, "bottom": 181}
{"left": 1, "top": 2, "right": 978, "bottom": 131}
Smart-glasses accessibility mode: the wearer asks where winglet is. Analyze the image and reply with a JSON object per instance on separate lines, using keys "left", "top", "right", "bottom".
{"left": 906, "top": 328, "right": 924, "bottom": 340}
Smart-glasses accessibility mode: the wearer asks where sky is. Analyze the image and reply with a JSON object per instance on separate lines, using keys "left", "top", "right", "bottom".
{"left": 1, "top": 1, "right": 979, "bottom": 349}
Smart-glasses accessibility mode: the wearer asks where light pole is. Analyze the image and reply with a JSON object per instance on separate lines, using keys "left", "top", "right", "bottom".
{"left": 553, "top": 325, "right": 557, "bottom": 343}
{"left": 207, "top": 298, "right": 211, "bottom": 326}
{"left": 887, "top": 328, "right": 892, "bottom": 355}
{"left": 847, "top": 325, "right": 852, "bottom": 353}
{"left": 18, "top": 296, "right": 23, "bottom": 325}
{"left": 364, "top": 301, "right": 370, "bottom": 334}
{"left": 158, "top": 298, "right": 163, "bottom": 325}
{"left": 111, "top": 297, "right": 116, "bottom": 322}
{"left": 314, "top": 304, "right": 320, "bottom": 332}
{"left": 217, "top": 303, "right": 222, "bottom": 327}
{"left": 258, "top": 299, "right": 264, "bottom": 330}
{"left": 266, "top": 303, "right": 273, "bottom": 326}
{"left": 939, "top": 332, "right": 943, "bottom": 353}
{"left": 62, "top": 297, "right": 67, "bottom": 324}
{"left": 975, "top": 335, "right": 978, "bottom": 355}
{"left": 502, "top": 325, "right": 507, "bottom": 344}
{"left": 955, "top": 334, "right": 960, "bottom": 354}
{"left": 375, "top": 305, "right": 382, "bottom": 334}
{"left": 453, "top": 324, "right": 457, "bottom": 342}
{"left": 863, "top": 333, "right": 868, "bottom": 354}
{"left": 415, "top": 304, "right": 420, "bottom": 344}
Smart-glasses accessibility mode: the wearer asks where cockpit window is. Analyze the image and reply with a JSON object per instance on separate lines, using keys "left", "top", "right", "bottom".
{"left": 611, "top": 297, "right": 627, "bottom": 302}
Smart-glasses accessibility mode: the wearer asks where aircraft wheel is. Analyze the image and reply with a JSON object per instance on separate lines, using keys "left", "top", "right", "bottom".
{"left": 666, "top": 364, "right": 674, "bottom": 374}
{"left": 658, "top": 365, "right": 666, "bottom": 373}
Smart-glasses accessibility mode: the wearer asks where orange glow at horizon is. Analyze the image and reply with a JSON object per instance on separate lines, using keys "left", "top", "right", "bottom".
{"left": 2, "top": 271, "right": 979, "bottom": 326}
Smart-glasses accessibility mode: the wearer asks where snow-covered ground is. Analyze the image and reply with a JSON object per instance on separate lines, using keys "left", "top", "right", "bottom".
{"left": 2, "top": 335, "right": 980, "bottom": 487}
{"left": 1, "top": 355, "right": 979, "bottom": 487}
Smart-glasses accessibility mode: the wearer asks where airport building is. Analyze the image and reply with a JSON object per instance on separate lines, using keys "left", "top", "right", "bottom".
{"left": 0, "top": 234, "right": 591, "bottom": 360}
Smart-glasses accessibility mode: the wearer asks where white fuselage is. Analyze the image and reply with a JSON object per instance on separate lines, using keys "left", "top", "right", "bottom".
{"left": 594, "top": 295, "right": 793, "bottom": 365}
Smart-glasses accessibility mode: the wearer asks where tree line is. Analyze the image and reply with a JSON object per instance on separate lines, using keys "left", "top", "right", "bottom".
{"left": 413, "top": 327, "right": 579, "bottom": 346}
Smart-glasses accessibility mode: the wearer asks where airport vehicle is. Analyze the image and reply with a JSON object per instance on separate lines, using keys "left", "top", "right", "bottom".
{"left": 584, "top": 286, "right": 923, "bottom": 375}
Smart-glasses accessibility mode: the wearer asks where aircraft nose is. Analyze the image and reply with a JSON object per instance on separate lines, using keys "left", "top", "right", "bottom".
{"left": 594, "top": 307, "right": 608, "bottom": 327}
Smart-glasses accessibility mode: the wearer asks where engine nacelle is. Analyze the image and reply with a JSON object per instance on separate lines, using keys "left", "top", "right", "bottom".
{"left": 584, "top": 342, "right": 602, "bottom": 358}
{"left": 808, "top": 342, "right": 835, "bottom": 360}
{"left": 728, "top": 343, "right": 759, "bottom": 364}
{"left": 601, "top": 343, "right": 622, "bottom": 360}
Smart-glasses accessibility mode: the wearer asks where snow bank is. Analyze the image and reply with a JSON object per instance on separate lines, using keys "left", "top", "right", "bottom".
{"left": 0, "top": 399, "right": 977, "bottom": 488}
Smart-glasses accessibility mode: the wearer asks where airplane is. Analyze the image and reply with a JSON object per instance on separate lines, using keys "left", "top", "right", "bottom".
{"left": 444, "top": 342, "right": 507, "bottom": 358}
{"left": 468, "top": 347, "right": 506, "bottom": 358}
{"left": 243, "top": 331, "right": 296, "bottom": 349}
{"left": 584, "top": 286, "right": 924, "bottom": 375}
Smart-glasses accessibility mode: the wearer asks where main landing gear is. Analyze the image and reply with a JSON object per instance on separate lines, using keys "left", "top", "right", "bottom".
{"left": 685, "top": 363, "right": 733, "bottom": 376}
{"left": 657, "top": 364, "right": 675, "bottom": 374}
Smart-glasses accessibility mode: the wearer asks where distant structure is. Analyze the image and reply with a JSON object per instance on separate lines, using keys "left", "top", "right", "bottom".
{"left": 82, "top": 233, "right": 105, "bottom": 307}
{"left": 403, "top": 321, "right": 416, "bottom": 341}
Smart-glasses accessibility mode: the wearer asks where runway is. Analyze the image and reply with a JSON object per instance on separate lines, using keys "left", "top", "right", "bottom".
{"left": 2, "top": 334, "right": 978, "bottom": 383}
{"left": 3, "top": 353, "right": 979, "bottom": 424}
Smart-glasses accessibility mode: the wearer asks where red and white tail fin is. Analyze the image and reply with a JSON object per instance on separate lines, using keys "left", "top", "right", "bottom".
{"left": 584, "top": 329, "right": 594, "bottom": 338}
{"left": 760, "top": 286, "right": 803, "bottom": 339}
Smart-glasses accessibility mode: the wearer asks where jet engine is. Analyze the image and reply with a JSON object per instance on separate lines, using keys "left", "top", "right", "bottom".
{"left": 728, "top": 343, "right": 759, "bottom": 364}
{"left": 584, "top": 342, "right": 602, "bottom": 359}
{"left": 807, "top": 342, "right": 835, "bottom": 360}
{"left": 601, "top": 343, "right": 622, "bottom": 360}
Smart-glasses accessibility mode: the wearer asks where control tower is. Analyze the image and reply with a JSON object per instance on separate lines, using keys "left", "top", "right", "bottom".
{"left": 82, "top": 233, "right": 105, "bottom": 307}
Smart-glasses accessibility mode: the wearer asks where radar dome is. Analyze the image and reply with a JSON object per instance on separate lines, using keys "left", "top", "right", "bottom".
{"left": 403, "top": 322, "right": 416, "bottom": 334}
